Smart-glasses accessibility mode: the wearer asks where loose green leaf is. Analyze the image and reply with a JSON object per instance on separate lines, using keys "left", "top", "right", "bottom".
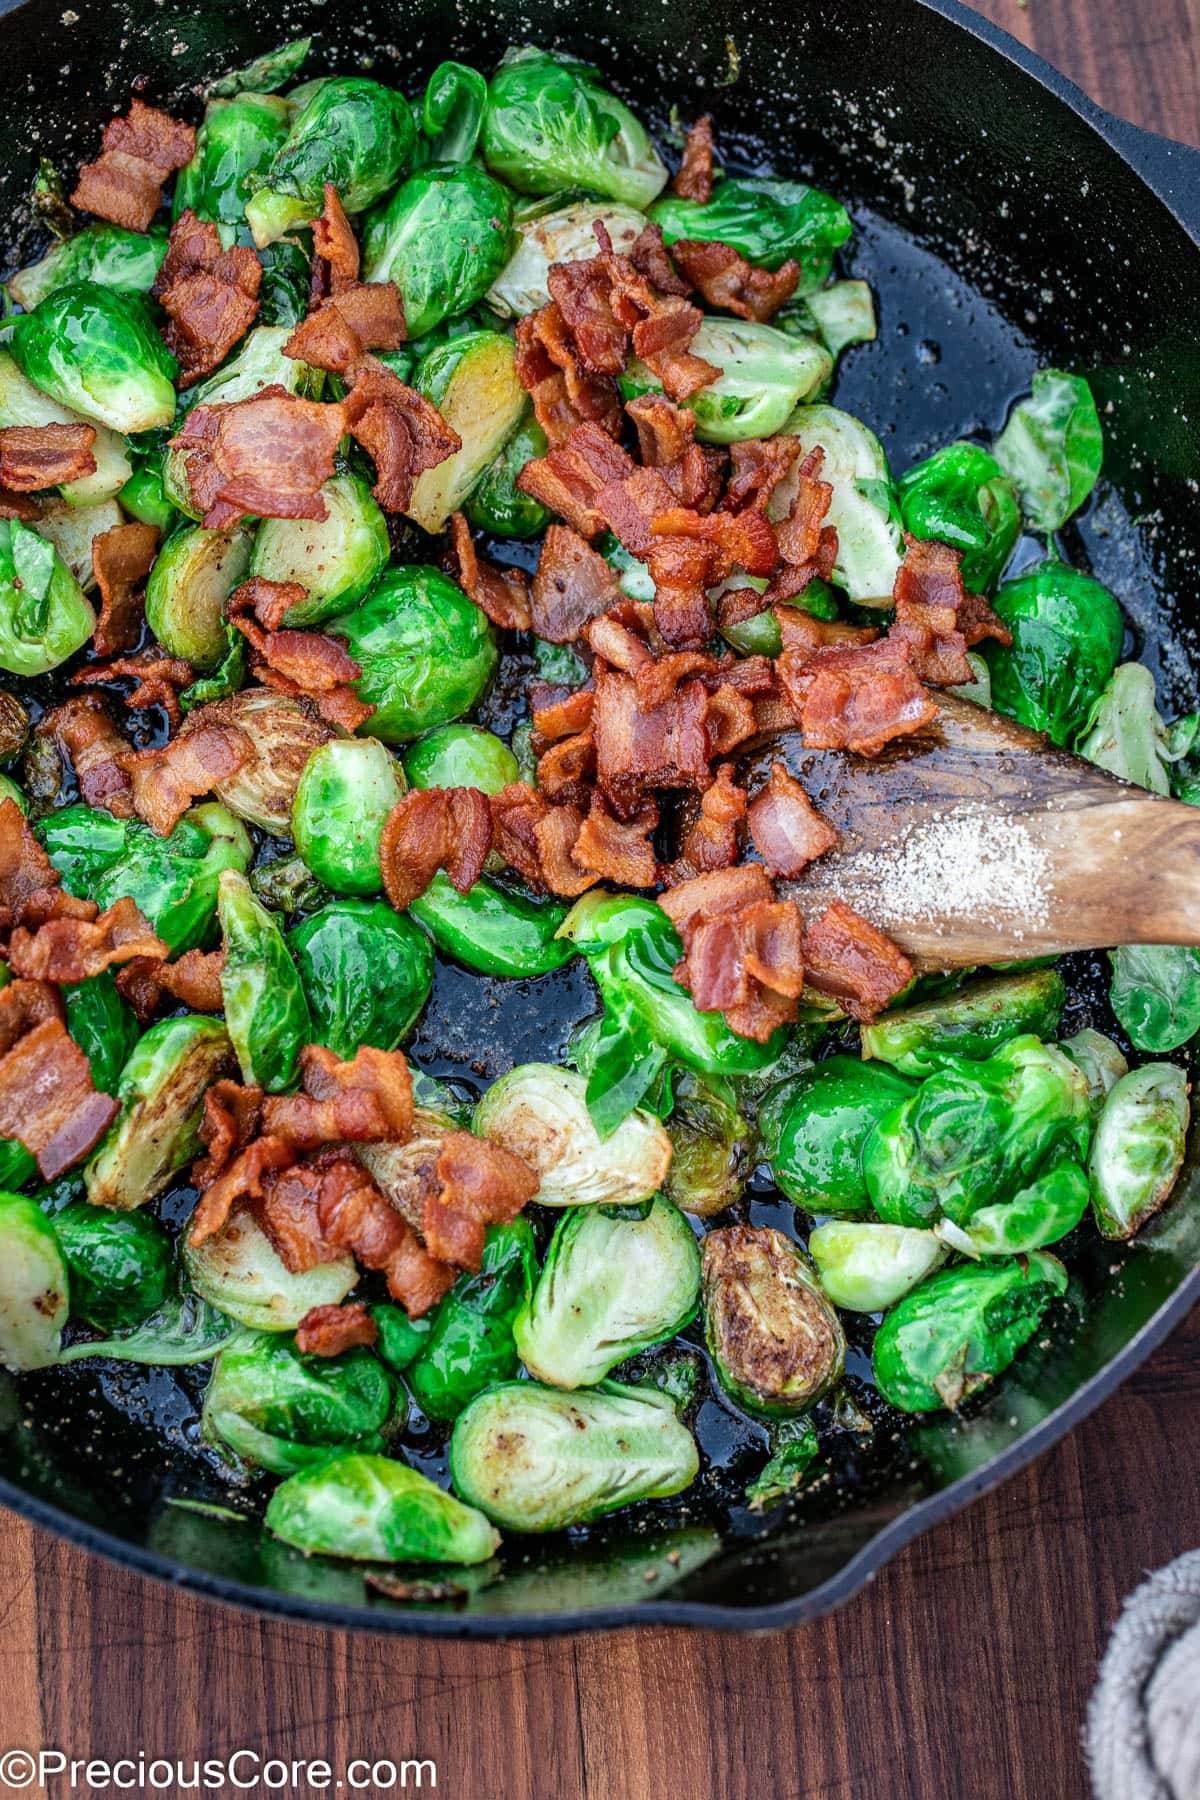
{"left": 993, "top": 369, "right": 1103, "bottom": 533}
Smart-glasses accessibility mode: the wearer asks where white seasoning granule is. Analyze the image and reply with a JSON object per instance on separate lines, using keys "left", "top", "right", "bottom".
{"left": 826, "top": 809, "right": 1053, "bottom": 937}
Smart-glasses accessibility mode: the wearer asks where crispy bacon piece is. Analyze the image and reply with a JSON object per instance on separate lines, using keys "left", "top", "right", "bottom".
{"left": 671, "top": 116, "right": 714, "bottom": 203}
{"left": 888, "top": 534, "right": 1011, "bottom": 685}
{"left": 0, "top": 1016, "right": 119, "bottom": 1178}
{"left": 488, "top": 782, "right": 595, "bottom": 897}
{"left": 152, "top": 210, "right": 262, "bottom": 386}
{"left": 773, "top": 446, "right": 836, "bottom": 584}
{"left": 572, "top": 791, "right": 658, "bottom": 886}
{"left": 227, "top": 574, "right": 307, "bottom": 635}
{"left": 659, "top": 862, "right": 773, "bottom": 936}
{"left": 800, "top": 899, "right": 913, "bottom": 1022}
{"left": 725, "top": 436, "right": 804, "bottom": 515}
{"left": 625, "top": 394, "right": 695, "bottom": 469}
{"left": 310, "top": 183, "right": 361, "bottom": 297}
{"left": 0, "top": 798, "right": 93, "bottom": 934}
{"left": 747, "top": 760, "right": 838, "bottom": 877}
{"left": 187, "top": 1135, "right": 296, "bottom": 1246}
{"left": 670, "top": 238, "right": 801, "bottom": 323}
{"left": 517, "top": 423, "right": 636, "bottom": 539}
{"left": 630, "top": 302, "right": 719, "bottom": 403}
{"left": 445, "top": 512, "right": 531, "bottom": 631}
{"left": 88, "top": 520, "right": 160, "bottom": 658}
{"left": 778, "top": 636, "right": 938, "bottom": 757}
{"left": 774, "top": 606, "right": 876, "bottom": 655}
{"left": 119, "top": 721, "right": 252, "bottom": 836}
{"left": 585, "top": 608, "right": 655, "bottom": 673}
{"left": 378, "top": 786, "right": 493, "bottom": 912}
{"left": 641, "top": 534, "right": 716, "bottom": 649}
{"left": 592, "top": 663, "right": 711, "bottom": 816}
{"left": 285, "top": 282, "right": 407, "bottom": 375}
{"left": 172, "top": 386, "right": 348, "bottom": 530}
{"left": 0, "top": 978, "right": 64, "bottom": 1058}
{"left": 705, "top": 680, "right": 758, "bottom": 755}
{"left": 117, "top": 946, "right": 226, "bottom": 1025}
{"left": 6, "top": 895, "right": 166, "bottom": 984}
{"left": 665, "top": 762, "right": 746, "bottom": 885}
{"left": 628, "top": 222, "right": 691, "bottom": 296}
{"left": 424, "top": 1131, "right": 539, "bottom": 1269}
{"left": 296, "top": 1301, "right": 378, "bottom": 1357}
{"left": 548, "top": 256, "right": 628, "bottom": 374}
{"left": 70, "top": 99, "right": 195, "bottom": 232}
{"left": 530, "top": 683, "right": 594, "bottom": 744}
{"left": 262, "top": 1045, "right": 414, "bottom": 1153}
{"left": 232, "top": 620, "right": 373, "bottom": 733}
{"left": 529, "top": 523, "right": 621, "bottom": 643}
{"left": 39, "top": 697, "right": 133, "bottom": 818}
{"left": 514, "top": 304, "right": 623, "bottom": 445}
{"left": 651, "top": 504, "right": 779, "bottom": 578}
{"left": 72, "top": 652, "right": 195, "bottom": 731}
{"left": 0, "top": 489, "right": 43, "bottom": 521}
{"left": 0, "top": 423, "right": 96, "bottom": 492}
{"left": 660, "top": 864, "right": 807, "bottom": 1041}
{"left": 342, "top": 359, "right": 459, "bottom": 513}
{"left": 191, "top": 1077, "right": 263, "bottom": 1190}
{"left": 535, "top": 729, "right": 594, "bottom": 809}
{"left": 595, "top": 465, "right": 679, "bottom": 557}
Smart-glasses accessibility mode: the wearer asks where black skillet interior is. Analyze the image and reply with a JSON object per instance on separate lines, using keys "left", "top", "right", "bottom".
{"left": 0, "top": 0, "right": 1199, "bottom": 1634}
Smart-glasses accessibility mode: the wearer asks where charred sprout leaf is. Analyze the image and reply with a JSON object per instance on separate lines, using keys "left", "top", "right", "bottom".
{"left": 486, "top": 199, "right": 648, "bottom": 318}
{"left": 197, "top": 688, "right": 333, "bottom": 834}
{"left": 402, "top": 724, "right": 518, "bottom": 795}
{"left": 11, "top": 281, "right": 177, "bottom": 434}
{"left": 145, "top": 524, "right": 254, "bottom": 669}
{"left": 703, "top": 1227, "right": 845, "bottom": 1418}
{"left": 946, "top": 1148, "right": 1090, "bottom": 1256}
{"left": 85, "top": 1015, "right": 234, "bottom": 1211}
{"left": 809, "top": 1221, "right": 946, "bottom": 1312}
{"left": 292, "top": 737, "right": 406, "bottom": 896}
{"left": 775, "top": 404, "right": 903, "bottom": 602}
{"left": 63, "top": 970, "right": 139, "bottom": 1097}
{"left": 744, "top": 1415, "right": 819, "bottom": 1513}
{"left": 422, "top": 61, "right": 489, "bottom": 163}
{"left": 183, "top": 1210, "right": 356, "bottom": 1331}
{"left": 0, "top": 519, "right": 94, "bottom": 676}
{"left": 246, "top": 77, "right": 417, "bottom": 245}
{"left": 251, "top": 852, "right": 331, "bottom": 917}
{"left": 450, "top": 1379, "right": 698, "bottom": 1532}
{"left": 481, "top": 47, "right": 667, "bottom": 210}
{"left": 407, "top": 329, "right": 526, "bottom": 532}
{"left": 474, "top": 1063, "right": 673, "bottom": 1207}
{"left": 207, "top": 37, "right": 312, "bottom": 98}
{"left": 256, "top": 238, "right": 313, "bottom": 331}
{"left": 1108, "top": 943, "right": 1200, "bottom": 1054}
{"left": 1088, "top": 1062, "right": 1189, "bottom": 1241}
{"left": 663, "top": 1071, "right": 753, "bottom": 1217}
{"left": 289, "top": 899, "right": 433, "bottom": 1061}
{"left": 407, "top": 1218, "right": 537, "bottom": 1420}
{"left": 515, "top": 1197, "right": 700, "bottom": 1389}
{"left": 993, "top": 369, "right": 1103, "bottom": 534}
{"left": 31, "top": 158, "right": 74, "bottom": 240}
{"left": 872, "top": 1252, "right": 1068, "bottom": 1413}
{"left": 1060, "top": 1028, "right": 1129, "bottom": 1119}
{"left": 248, "top": 473, "right": 389, "bottom": 627}
{"left": 0, "top": 1191, "right": 69, "bottom": 1370}
{"left": 651, "top": 175, "right": 852, "bottom": 282}
{"left": 57, "top": 1283, "right": 239, "bottom": 1366}
{"left": 622, "top": 317, "right": 830, "bottom": 445}
{"left": 9, "top": 222, "right": 168, "bottom": 312}
{"left": 54, "top": 1202, "right": 172, "bottom": 1333}
{"left": 758, "top": 1055, "right": 916, "bottom": 1215}
{"left": 860, "top": 969, "right": 1066, "bottom": 1077}
{"left": 462, "top": 410, "right": 552, "bottom": 538}
{"left": 180, "top": 632, "right": 246, "bottom": 711}
{"left": 218, "top": 869, "right": 311, "bottom": 1091}
{"left": 202, "top": 1331, "right": 399, "bottom": 1476}
{"left": 0, "top": 349, "right": 132, "bottom": 504}
{"left": 618, "top": 1344, "right": 704, "bottom": 1415}
{"left": 410, "top": 874, "right": 575, "bottom": 979}
{"left": 0, "top": 690, "right": 28, "bottom": 763}
{"left": 1077, "top": 662, "right": 1177, "bottom": 794}
{"left": 896, "top": 442, "right": 1021, "bottom": 594}
{"left": 175, "top": 93, "right": 291, "bottom": 227}
{"left": 986, "top": 559, "right": 1123, "bottom": 746}
{"left": 267, "top": 1452, "right": 501, "bottom": 1563}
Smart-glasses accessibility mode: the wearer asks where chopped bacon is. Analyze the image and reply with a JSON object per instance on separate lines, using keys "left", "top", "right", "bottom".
{"left": 514, "top": 304, "right": 622, "bottom": 445}
{"left": 643, "top": 534, "right": 716, "bottom": 649}
{"left": 628, "top": 223, "right": 692, "bottom": 297}
{"left": 342, "top": 358, "right": 459, "bottom": 513}
{"left": 0, "top": 978, "right": 64, "bottom": 1059}
{"left": 705, "top": 680, "right": 758, "bottom": 755}
{"left": 90, "top": 520, "right": 160, "bottom": 658}
{"left": 423, "top": 1131, "right": 538, "bottom": 1270}
{"left": 70, "top": 98, "right": 195, "bottom": 233}
{"left": 626, "top": 394, "right": 695, "bottom": 469}
{"left": 6, "top": 895, "right": 165, "bottom": 985}
{"left": 0, "top": 1016, "right": 119, "bottom": 1178}
{"left": 261, "top": 1045, "right": 414, "bottom": 1153}
{"left": 232, "top": 615, "right": 372, "bottom": 733}
{"left": 0, "top": 798, "right": 94, "bottom": 934}
{"left": 747, "top": 760, "right": 838, "bottom": 877}
{"left": 72, "top": 651, "right": 195, "bottom": 731}
{"left": 227, "top": 574, "right": 307, "bottom": 634}
{"left": 119, "top": 720, "right": 252, "bottom": 836}
{"left": 778, "top": 636, "right": 939, "bottom": 757}
{"left": 152, "top": 210, "right": 262, "bottom": 386}
{"left": 311, "top": 184, "right": 361, "bottom": 295}
{"left": 585, "top": 609, "right": 655, "bottom": 674}
{"left": 187, "top": 1134, "right": 296, "bottom": 1246}
{"left": 39, "top": 697, "right": 133, "bottom": 818}
{"left": 629, "top": 301, "right": 719, "bottom": 403}
{"left": 670, "top": 238, "right": 801, "bottom": 323}
{"left": 385, "top": 1230, "right": 461, "bottom": 1318}
{"left": 664, "top": 442, "right": 729, "bottom": 514}
{"left": 296, "top": 1301, "right": 378, "bottom": 1357}
{"left": 671, "top": 116, "right": 714, "bottom": 203}
{"left": 445, "top": 512, "right": 531, "bottom": 631}
{"left": 117, "top": 946, "right": 226, "bottom": 1025}
{"left": 530, "top": 683, "right": 594, "bottom": 743}
{"left": 571, "top": 791, "right": 658, "bottom": 886}
{"left": 596, "top": 465, "right": 680, "bottom": 558}
{"left": 592, "top": 664, "right": 711, "bottom": 816}
{"left": 172, "top": 386, "right": 347, "bottom": 530}
{"left": 887, "top": 534, "right": 1010, "bottom": 685}
{"left": 665, "top": 762, "right": 746, "bottom": 885}
{"left": 191, "top": 1077, "right": 263, "bottom": 1190}
{"left": 530, "top": 523, "right": 622, "bottom": 643}
{"left": 285, "top": 282, "right": 406, "bottom": 375}
{"left": 516, "top": 423, "right": 635, "bottom": 539}
{"left": 659, "top": 861, "right": 774, "bottom": 936}
{"left": 0, "top": 423, "right": 96, "bottom": 492}
{"left": 535, "top": 729, "right": 594, "bottom": 808}
{"left": 660, "top": 864, "right": 807, "bottom": 1041}
{"left": 631, "top": 649, "right": 716, "bottom": 710}
{"left": 548, "top": 256, "right": 628, "bottom": 374}
{"left": 800, "top": 898, "right": 913, "bottom": 1021}
{"left": 0, "top": 489, "right": 43, "bottom": 521}
{"left": 378, "top": 786, "right": 493, "bottom": 911}
{"left": 725, "top": 436, "right": 803, "bottom": 515}
{"left": 488, "top": 782, "right": 594, "bottom": 897}
{"left": 774, "top": 605, "right": 876, "bottom": 654}
{"left": 651, "top": 504, "right": 779, "bottom": 578}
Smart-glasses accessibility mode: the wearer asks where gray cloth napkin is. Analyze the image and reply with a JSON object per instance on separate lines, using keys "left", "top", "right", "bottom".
{"left": 1089, "top": 1550, "right": 1200, "bottom": 1800}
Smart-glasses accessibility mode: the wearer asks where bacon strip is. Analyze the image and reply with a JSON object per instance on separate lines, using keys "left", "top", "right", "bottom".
{"left": 187, "top": 1134, "right": 296, "bottom": 1247}
{"left": 669, "top": 238, "right": 801, "bottom": 323}
{"left": 152, "top": 210, "right": 262, "bottom": 387}
{"left": 516, "top": 423, "right": 636, "bottom": 539}
{"left": 0, "top": 1017, "right": 118, "bottom": 1179}
{"left": 0, "top": 798, "right": 97, "bottom": 935}
{"left": 117, "top": 947, "right": 226, "bottom": 1025}
{"left": 592, "top": 662, "right": 711, "bottom": 817}
{"left": 171, "top": 386, "right": 348, "bottom": 531}
{"left": 514, "top": 304, "right": 623, "bottom": 446}
{"left": 530, "top": 523, "right": 622, "bottom": 642}
{"left": 671, "top": 116, "right": 714, "bottom": 203}
{"left": 261, "top": 1045, "right": 415, "bottom": 1153}
{"left": 71, "top": 99, "right": 195, "bottom": 233}
{"left": 488, "top": 782, "right": 595, "bottom": 897}
{"left": 445, "top": 512, "right": 531, "bottom": 632}
{"left": 747, "top": 761, "right": 838, "bottom": 877}
{"left": 777, "top": 636, "right": 938, "bottom": 757}
{"left": 659, "top": 865, "right": 807, "bottom": 1042}
{"left": 73, "top": 651, "right": 196, "bottom": 732}
{"left": 0, "top": 424, "right": 97, "bottom": 492}
{"left": 800, "top": 899, "right": 913, "bottom": 1021}
{"left": 342, "top": 359, "right": 460, "bottom": 513}
{"left": 89, "top": 520, "right": 160, "bottom": 658}
{"left": 665, "top": 762, "right": 746, "bottom": 885}
{"left": 6, "top": 895, "right": 166, "bottom": 984}
{"left": 296, "top": 1301, "right": 378, "bottom": 1356}
{"left": 887, "top": 534, "right": 1011, "bottom": 686}
{"left": 571, "top": 791, "right": 658, "bottom": 887}
{"left": 119, "top": 721, "right": 252, "bottom": 836}
{"left": 379, "top": 786, "right": 493, "bottom": 912}
{"left": 311, "top": 185, "right": 361, "bottom": 294}
{"left": 232, "top": 617, "right": 373, "bottom": 733}
{"left": 39, "top": 697, "right": 133, "bottom": 818}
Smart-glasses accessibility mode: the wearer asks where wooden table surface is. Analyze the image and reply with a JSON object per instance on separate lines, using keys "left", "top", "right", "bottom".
{"left": 3, "top": 5, "right": 1199, "bottom": 1798}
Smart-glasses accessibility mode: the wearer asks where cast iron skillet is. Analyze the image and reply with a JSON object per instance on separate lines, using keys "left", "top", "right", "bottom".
{"left": 0, "top": 0, "right": 1198, "bottom": 1637}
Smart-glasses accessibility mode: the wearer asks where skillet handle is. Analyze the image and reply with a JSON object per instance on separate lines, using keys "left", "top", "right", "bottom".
{"left": 1097, "top": 115, "right": 1200, "bottom": 243}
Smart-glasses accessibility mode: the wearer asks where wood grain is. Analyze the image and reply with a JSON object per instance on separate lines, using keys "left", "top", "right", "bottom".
{"left": 1, "top": 6, "right": 1198, "bottom": 1799}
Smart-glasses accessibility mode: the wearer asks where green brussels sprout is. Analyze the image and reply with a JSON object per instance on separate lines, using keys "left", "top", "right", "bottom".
{"left": 406, "top": 1218, "right": 537, "bottom": 1421}
{"left": 406, "top": 331, "right": 527, "bottom": 533}
{"left": 53, "top": 1202, "right": 172, "bottom": 1332}
{"left": 40, "top": 800, "right": 252, "bottom": 952}
{"left": 1108, "top": 944, "right": 1200, "bottom": 1055}
{"left": 0, "top": 771, "right": 26, "bottom": 813}
{"left": 289, "top": 900, "right": 434, "bottom": 1060}
{"left": 515, "top": 1197, "right": 700, "bottom": 1389}
{"left": 175, "top": 92, "right": 292, "bottom": 227}
{"left": 409, "top": 872, "right": 575, "bottom": 977}
{"left": 716, "top": 581, "right": 837, "bottom": 656}
{"left": 370, "top": 1300, "right": 434, "bottom": 1372}
{"left": 993, "top": 369, "right": 1103, "bottom": 533}
{"left": 745, "top": 1416, "right": 820, "bottom": 1513}
{"left": 292, "top": 737, "right": 406, "bottom": 895}
{"left": 8, "top": 222, "right": 168, "bottom": 312}
{"left": 774, "top": 404, "right": 903, "bottom": 602}
{"left": 1088, "top": 1062, "right": 1190, "bottom": 1241}
{"left": 788, "top": 279, "right": 877, "bottom": 361}
{"left": 481, "top": 47, "right": 667, "bottom": 209}
{"left": 860, "top": 969, "right": 1066, "bottom": 1077}
{"left": 663, "top": 1072, "right": 753, "bottom": 1217}
{"left": 245, "top": 76, "right": 417, "bottom": 245}
{"left": 0, "top": 1190, "right": 69, "bottom": 1369}
{"left": 255, "top": 238, "right": 313, "bottom": 331}
{"left": 758, "top": 1055, "right": 916, "bottom": 1215}
{"left": 450, "top": 1378, "right": 697, "bottom": 1531}
{"left": 986, "top": 559, "right": 1124, "bottom": 747}
{"left": 202, "top": 1331, "right": 399, "bottom": 1476}
{"left": 462, "top": 410, "right": 552, "bottom": 539}
{"left": 190, "top": 688, "right": 334, "bottom": 834}
{"left": 10, "top": 282, "right": 177, "bottom": 434}
{"left": 402, "top": 724, "right": 518, "bottom": 795}
{"left": 863, "top": 1035, "right": 1091, "bottom": 1230}
{"left": 486, "top": 199, "right": 648, "bottom": 318}
{"left": 325, "top": 566, "right": 497, "bottom": 743}
{"left": 85, "top": 1015, "right": 234, "bottom": 1211}
{"left": 218, "top": 870, "right": 311, "bottom": 1091}
{"left": 808, "top": 1221, "right": 946, "bottom": 1312}
{"left": 1077, "top": 662, "right": 1177, "bottom": 794}
{"left": 621, "top": 317, "right": 830, "bottom": 445}
{"left": 266, "top": 1452, "right": 500, "bottom": 1563}
{"left": 702, "top": 1225, "right": 845, "bottom": 1418}
{"left": 422, "top": 60, "right": 489, "bottom": 163}
{"left": 872, "top": 1252, "right": 1068, "bottom": 1412}
{"left": 31, "top": 498, "right": 121, "bottom": 596}
{"left": 474, "top": 1063, "right": 672, "bottom": 1207}
{"left": 0, "top": 349, "right": 132, "bottom": 505}
{"left": 651, "top": 174, "right": 852, "bottom": 283}
{"left": 896, "top": 442, "right": 1021, "bottom": 593}
{"left": 62, "top": 970, "right": 139, "bottom": 1097}
{"left": 362, "top": 165, "right": 514, "bottom": 340}
{"left": 1059, "top": 1028, "right": 1129, "bottom": 1120}
{"left": 183, "top": 1210, "right": 356, "bottom": 1331}
{"left": 945, "top": 1148, "right": 1090, "bottom": 1257}
{"left": 247, "top": 473, "right": 389, "bottom": 626}
{"left": 0, "top": 518, "right": 95, "bottom": 676}
{"left": 144, "top": 525, "right": 254, "bottom": 670}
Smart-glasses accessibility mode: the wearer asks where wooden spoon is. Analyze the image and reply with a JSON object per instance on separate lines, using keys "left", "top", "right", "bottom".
{"left": 742, "top": 693, "right": 1200, "bottom": 971}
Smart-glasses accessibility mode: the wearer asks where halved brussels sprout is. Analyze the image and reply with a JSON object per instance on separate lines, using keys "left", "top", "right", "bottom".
{"left": 758, "top": 1055, "right": 915, "bottom": 1215}
{"left": 218, "top": 870, "right": 311, "bottom": 1092}
{"left": 10, "top": 281, "right": 177, "bottom": 434}
{"left": 486, "top": 199, "right": 648, "bottom": 318}
{"left": 462, "top": 409, "right": 552, "bottom": 539}
{"left": 702, "top": 1225, "right": 846, "bottom": 1418}
{"left": 31, "top": 498, "right": 123, "bottom": 593}
{"left": 325, "top": 565, "right": 497, "bottom": 743}
{"left": 245, "top": 76, "right": 417, "bottom": 245}
{"left": 774, "top": 404, "right": 903, "bottom": 602}
{"left": 85, "top": 1015, "right": 234, "bottom": 1211}
{"left": 292, "top": 736, "right": 406, "bottom": 895}
{"left": 515, "top": 1197, "right": 700, "bottom": 1389}
{"left": 402, "top": 724, "right": 518, "bottom": 795}
{"left": 407, "top": 1218, "right": 537, "bottom": 1421}
{"left": 450, "top": 1379, "right": 698, "bottom": 1532}
{"left": 1088, "top": 1062, "right": 1190, "bottom": 1241}
{"left": 362, "top": 164, "right": 514, "bottom": 339}
{"left": 145, "top": 525, "right": 254, "bottom": 669}
{"left": 266, "top": 1452, "right": 501, "bottom": 1563}
{"left": 947, "top": 1149, "right": 1090, "bottom": 1257}
{"left": 860, "top": 969, "right": 1066, "bottom": 1078}
{"left": 186, "top": 688, "right": 334, "bottom": 834}
{"left": 0, "top": 772, "right": 26, "bottom": 813}
{"left": 203, "top": 1331, "right": 399, "bottom": 1476}
{"left": 0, "top": 518, "right": 95, "bottom": 676}
{"left": 1059, "top": 1027, "right": 1129, "bottom": 1119}
{"left": 54, "top": 1202, "right": 173, "bottom": 1332}
{"left": 289, "top": 900, "right": 434, "bottom": 1060}
{"left": 474, "top": 1063, "right": 672, "bottom": 1207}
{"left": 897, "top": 442, "right": 1021, "bottom": 594}
{"left": 406, "top": 331, "right": 527, "bottom": 533}
{"left": 663, "top": 1072, "right": 753, "bottom": 1217}
{"left": 0, "top": 1191, "right": 69, "bottom": 1370}
{"left": 183, "top": 1210, "right": 357, "bottom": 1330}
{"left": 0, "top": 349, "right": 132, "bottom": 504}
{"left": 410, "top": 872, "right": 575, "bottom": 978}
{"left": 247, "top": 473, "right": 389, "bottom": 627}
{"left": 175, "top": 92, "right": 292, "bottom": 228}
{"left": 650, "top": 175, "right": 852, "bottom": 280}
{"left": 8, "top": 222, "right": 167, "bottom": 312}
{"left": 621, "top": 318, "right": 831, "bottom": 445}
{"left": 808, "top": 1221, "right": 946, "bottom": 1313}
{"left": 986, "top": 559, "right": 1123, "bottom": 747}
